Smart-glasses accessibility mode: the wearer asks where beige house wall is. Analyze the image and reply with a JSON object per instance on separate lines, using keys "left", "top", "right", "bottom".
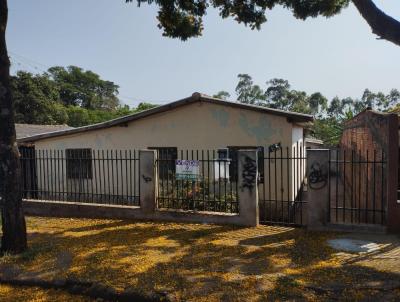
{"left": 32, "top": 101, "right": 304, "bottom": 205}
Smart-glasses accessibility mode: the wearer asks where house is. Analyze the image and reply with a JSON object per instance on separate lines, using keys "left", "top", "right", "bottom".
{"left": 305, "top": 137, "right": 324, "bottom": 149}
{"left": 18, "top": 93, "right": 312, "bottom": 150}
{"left": 18, "top": 93, "right": 313, "bottom": 211}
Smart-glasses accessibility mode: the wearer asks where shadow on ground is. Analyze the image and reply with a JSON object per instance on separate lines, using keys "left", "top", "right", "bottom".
{"left": 1, "top": 217, "right": 399, "bottom": 301}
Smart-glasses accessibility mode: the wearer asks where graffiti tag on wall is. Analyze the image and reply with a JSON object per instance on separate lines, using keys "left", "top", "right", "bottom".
{"left": 142, "top": 174, "right": 152, "bottom": 183}
{"left": 308, "top": 162, "right": 328, "bottom": 190}
{"left": 241, "top": 155, "right": 257, "bottom": 192}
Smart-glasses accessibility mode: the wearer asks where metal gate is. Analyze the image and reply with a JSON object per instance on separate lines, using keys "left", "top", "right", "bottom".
{"left": 328, "top": 149, "right": 387, "bottom": 225}
{"left": 258, "top": 144, "right": 307, "bottom": 226}
{"left": 155, "top": 149, "right": 239, "bottom": 214}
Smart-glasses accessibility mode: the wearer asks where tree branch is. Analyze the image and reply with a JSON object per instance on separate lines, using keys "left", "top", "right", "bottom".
{"left": 352, "top": 0, "right": 400, "bottom": 47}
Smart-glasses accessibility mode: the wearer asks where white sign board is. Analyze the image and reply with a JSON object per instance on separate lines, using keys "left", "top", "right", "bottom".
{"left": 176, "top": 160, "right": 200, "bottom": 180}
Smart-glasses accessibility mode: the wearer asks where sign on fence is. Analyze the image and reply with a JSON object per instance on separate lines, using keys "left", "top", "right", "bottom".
{"left": 176, "top": 160, "right": 200, "bottom": 180}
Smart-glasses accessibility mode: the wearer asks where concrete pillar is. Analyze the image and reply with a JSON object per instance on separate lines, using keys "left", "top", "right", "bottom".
{"left": 307, "top": 149, "right": 330, "bottom": 230}
{"left": 139, "top": 150, "right": 157, "bottom": 214}
{"left": 237, "top": 150, "right": 259, "bottom": 227}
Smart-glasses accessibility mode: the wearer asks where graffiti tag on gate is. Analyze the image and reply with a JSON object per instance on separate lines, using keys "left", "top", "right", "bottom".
{"left": 308, "top": 162, "right": 328, "bottom": 190}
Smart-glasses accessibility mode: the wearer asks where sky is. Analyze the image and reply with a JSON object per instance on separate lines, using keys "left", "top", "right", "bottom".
{"left": 7, "top": 0, "right": 400, "bottom": 107}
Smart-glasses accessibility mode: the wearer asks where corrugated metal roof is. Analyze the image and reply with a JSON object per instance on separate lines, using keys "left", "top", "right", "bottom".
{"left": 16, "top": 124, "right": 74, "bottom": 139}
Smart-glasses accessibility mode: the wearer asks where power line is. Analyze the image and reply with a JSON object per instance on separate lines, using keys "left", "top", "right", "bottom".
{"left": 9, "top": 51, "right": 50, "bottom": 71}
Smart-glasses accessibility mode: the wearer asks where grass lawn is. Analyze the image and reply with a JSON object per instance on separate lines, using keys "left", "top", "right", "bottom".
{"left": 0, "top": 216, "right": 399, "bottom": 301}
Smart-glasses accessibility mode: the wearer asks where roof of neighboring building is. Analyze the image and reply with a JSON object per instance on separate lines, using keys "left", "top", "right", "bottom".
{"left": 18, "top": 92, "right": 314, "bottom": 143}
{"left": 16, "top": 124, "right": 74, "bottom": 140}
{"left": 305, "top": 137, "right": 324, "bottom": 145}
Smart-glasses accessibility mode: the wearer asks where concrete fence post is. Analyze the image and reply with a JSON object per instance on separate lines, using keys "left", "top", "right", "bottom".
{"left": 307, "top": 149, "right": 330, "bottom": 230}
{"left": 139, "top": 150, "right": 157, "bottom": 214}
{"left": 237, "top": 150, "right": 259, "bottom": 227}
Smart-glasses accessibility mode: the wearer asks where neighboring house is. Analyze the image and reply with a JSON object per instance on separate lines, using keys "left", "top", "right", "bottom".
{"left": 339, "top": 108, "right": 399, "bottom": 224}
{"left": 305, "top": 137, "right": 324, "bottom": 149}
{"left": 18, "top": 92, "right": 313, "bottom": 205}
{"left": 16, "top": 123, "right": 74, "bottom": 144}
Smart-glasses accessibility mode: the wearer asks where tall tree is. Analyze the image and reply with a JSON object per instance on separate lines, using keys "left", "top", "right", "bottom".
{"left": 235, "top": 74, "right": 264, "bottom": 105}
{"left": 213, "top": 91, "right": 230, "bottom": 100}
{"left": 0, "top": 0, "right": 27, "bottom": 254}
{"left": 11, "top": 71, "right": 68, "bottom": 125}
{"left": 129, "top": 0, "right": 400, "bottom": 47}
{"left": 48, "top": 66, "right": 120, "bottom": 110}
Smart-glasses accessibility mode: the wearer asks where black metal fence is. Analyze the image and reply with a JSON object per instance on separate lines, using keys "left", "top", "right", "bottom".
{"left": 258, "top": 144, "right": 307, "bottom": 226}
{"left": 156, "top": 150, "right": 239, "bottom": 213}
{"left": 20, "top": 148, "right": 140, "bottom": 206}
{"left": 329, "top": 149, "right": 387, "bottom": 225}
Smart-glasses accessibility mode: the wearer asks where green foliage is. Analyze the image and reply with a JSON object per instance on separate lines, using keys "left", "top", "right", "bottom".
{"left": 11, "top": 71, "right": 68, "bottom": 125}
{"left": 220, "top": 73, "right": 398, "bottom": 146}
{"left": 235, "top": 74, "right": 264, "bottom": 105}
{"left": 47, "top": 66, "right": 120, "bottom": 110}
{"left": 213, "top": 91, "right": 231, "bottom": 100}
{"left": 135, "top": 102, "right": 159, "bottom": 112}
{"left": 11, "top": 67, "right": 159, "bottom": 127}
{"left": 127, "top": 1, "right": 350, "bottom": 40}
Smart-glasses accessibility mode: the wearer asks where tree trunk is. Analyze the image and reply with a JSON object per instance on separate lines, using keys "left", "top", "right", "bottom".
{"left": 352, "top": 0, "right": 400, "bottom": 47}
{"left": 0, "top": 0, "right": 27, "bottom": 254}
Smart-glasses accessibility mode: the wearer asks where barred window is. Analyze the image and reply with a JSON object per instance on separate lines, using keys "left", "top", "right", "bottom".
{"left": 149, "top": 147, "right": 178, "bottom": 179}
{"left": 66, "top": 149, "right": 92, "bottom": 179}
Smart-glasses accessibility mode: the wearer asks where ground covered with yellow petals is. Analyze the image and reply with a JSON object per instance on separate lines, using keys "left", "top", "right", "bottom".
{"left": 0, "top": 217, "right": 399, "bottom": 301}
